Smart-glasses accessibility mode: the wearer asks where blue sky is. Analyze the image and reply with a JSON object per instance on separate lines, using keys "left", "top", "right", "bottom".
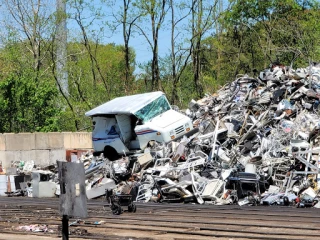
{"left": 66, "top": 0, "right": 208, "bottom": 74}
{"left": 67, "top": 0, "right": 174, "bottom": 73}
{"left": 0, "top": 0, "right": 225, "bottom": 74}
{"left": 0, "top": 0, "right": 173, "bottom": 74}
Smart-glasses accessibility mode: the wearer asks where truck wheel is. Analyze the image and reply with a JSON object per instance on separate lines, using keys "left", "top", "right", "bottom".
{"left": 132, "top": 204, "right": 136, "bottom": 213}
{"left": 128, "top": 204, "right": 136, "bottom": 213}
{"left": 104, "top": 147, "right": 119, "bottom": 161}
{"left": 112, "top": 203, "right": 122, "bottom": 215}
{"left": 283, "top": 196, "right": 290, "bottom": 206}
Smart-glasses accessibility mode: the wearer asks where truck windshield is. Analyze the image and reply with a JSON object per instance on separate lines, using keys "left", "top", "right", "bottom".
{"left": 134, "top": 95, "right": 171, "bottom": 122}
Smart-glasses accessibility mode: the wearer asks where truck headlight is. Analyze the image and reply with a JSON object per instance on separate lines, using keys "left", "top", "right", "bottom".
{"left": 169, "top": 130, "right": 175, "bottom": 139}
{"left": 185, "top": 123, "right": 190, "bottom": 132}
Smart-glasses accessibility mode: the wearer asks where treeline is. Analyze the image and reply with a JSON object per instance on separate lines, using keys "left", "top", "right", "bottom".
{"left": 0, "top": 0, "right": 319, "bottom": 132}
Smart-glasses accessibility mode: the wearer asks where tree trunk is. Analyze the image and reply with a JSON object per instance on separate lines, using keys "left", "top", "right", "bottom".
{"left": 123, "top": 0, "right": 130, "bottom": 93}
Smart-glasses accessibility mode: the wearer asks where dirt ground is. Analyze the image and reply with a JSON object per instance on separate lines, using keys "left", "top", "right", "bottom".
{"left": 1, "top": 197, "right": 320, "bottom": 240}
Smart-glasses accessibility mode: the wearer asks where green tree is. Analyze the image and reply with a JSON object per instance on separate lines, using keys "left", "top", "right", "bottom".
{"left": 200, "top": 0, "right": 320, "bottom": 86}
{"left": 133, "top": 0, "right": 169, "bottom": 91}
{"left": 0, "top": 41, "right": 61, "bottom": 132}
{"left": 57, "top": 41, "right": 136, "bottom": 131}
{"left": 105, "top": 0, "right": 141, "bottom": 94}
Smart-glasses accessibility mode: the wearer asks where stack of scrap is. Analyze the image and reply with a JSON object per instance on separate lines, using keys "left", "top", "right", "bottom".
{"left": 5, "top": 63, "right": 320, "bottom": 208}
{"left": 82, "top": 63, "right": 320, "bottom": 207}
{"left": 131, "top": 63, "right": 320, "bottom": 206}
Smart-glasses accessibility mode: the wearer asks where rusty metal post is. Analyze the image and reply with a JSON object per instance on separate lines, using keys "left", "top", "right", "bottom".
{"left": 7, "top": 175, "right": 11, "bottom": 193}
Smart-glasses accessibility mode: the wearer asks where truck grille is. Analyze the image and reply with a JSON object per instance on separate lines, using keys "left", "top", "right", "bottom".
{"left": 175, "top": 125, "right": 184, "bottom": 135}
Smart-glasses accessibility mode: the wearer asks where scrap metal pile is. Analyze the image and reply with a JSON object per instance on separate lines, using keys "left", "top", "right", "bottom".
{"left": 5, "top": 63, "right": 320, "bottom": 208}
{"left": 82, "top": 63, "right": 320, "bottom": 207}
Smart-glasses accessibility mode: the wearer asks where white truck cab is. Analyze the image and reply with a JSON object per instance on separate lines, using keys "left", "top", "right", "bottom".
{"left": 85, "top": 91, "right": 194, "bottom": 160}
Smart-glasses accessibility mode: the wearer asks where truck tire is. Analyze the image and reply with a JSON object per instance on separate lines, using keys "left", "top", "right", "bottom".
{"left": 104, "top": 146, "right": 119, "bottom": 161}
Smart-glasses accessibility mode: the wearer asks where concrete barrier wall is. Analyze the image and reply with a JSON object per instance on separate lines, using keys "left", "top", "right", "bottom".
{"left": 0, "top": 135, "right": 6, "bottom": 151}
{"left": 0, "top": 132, "right": 92, "bottom": 169}
{"left": 63, "top": 132, "right": 93, "bottom": 149}
{"left": 35, "top": 132, "right": 64, "bottom": 150}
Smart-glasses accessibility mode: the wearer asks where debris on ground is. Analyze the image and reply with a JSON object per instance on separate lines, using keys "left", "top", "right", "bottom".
{"left": 15, "top": 224, "right": 54, "bottom": 233}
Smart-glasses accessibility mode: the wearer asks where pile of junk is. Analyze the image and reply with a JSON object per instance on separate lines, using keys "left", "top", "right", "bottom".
{"left": 5, "top": 63, "right": 320, "bottom": 207}
{"left": 79, "top": 62, "right": 320, "bottom": 207}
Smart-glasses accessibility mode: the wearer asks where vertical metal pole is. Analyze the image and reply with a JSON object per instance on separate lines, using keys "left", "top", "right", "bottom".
{"left": 56, "top": 0, "right": 68, "bottom": 96}
{"left": 62, "top": 215, "right": 69, "bottom": 240}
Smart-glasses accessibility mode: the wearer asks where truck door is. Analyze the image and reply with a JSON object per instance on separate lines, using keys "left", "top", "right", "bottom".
{"left": 115, "top": 115, "right": 132, "bottom": 145}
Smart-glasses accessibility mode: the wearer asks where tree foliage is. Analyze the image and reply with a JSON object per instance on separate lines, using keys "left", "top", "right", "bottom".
{"left": 0, "top": 0, "right": 320, "bottom": 132}
{"left": 0, "top": 41, "right": 60, "bottom": 132}
{"left": 205, "top": 0, "right": 320, "bottom": 83}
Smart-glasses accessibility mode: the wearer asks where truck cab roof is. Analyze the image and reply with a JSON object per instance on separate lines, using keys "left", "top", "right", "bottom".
{"left": 85, "top": 91, "right": 164, "bottom": 117}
